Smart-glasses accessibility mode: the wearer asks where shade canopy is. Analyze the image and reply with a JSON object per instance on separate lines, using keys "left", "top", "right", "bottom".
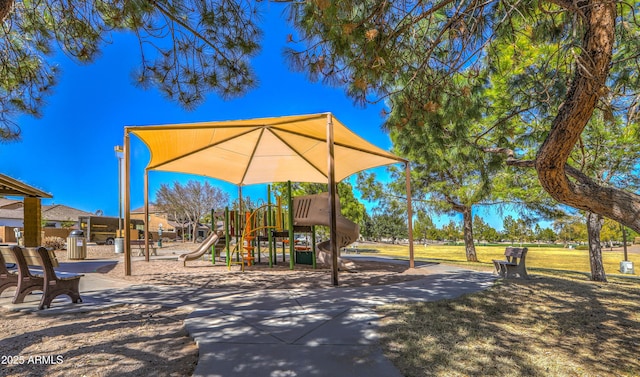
{"left": 0, "top": 173, "right": 52, "bottom": 198}
{"left": 127, "top": 113, "right": 405, "bottom": 185}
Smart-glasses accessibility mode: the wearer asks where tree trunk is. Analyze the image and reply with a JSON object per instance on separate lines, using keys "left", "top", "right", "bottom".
{"left": 462, "top": 207, "right": 478, "bottom": 262}
{"left": 587, "top": 212, "right": 607, "bottom": 282}
{"left": 192, "top": 221, "right": 198, "bottom": 243}
{"left": 0, "top": 0, "right": 14, "bottom": 22}
{"left": 535, "top": 1, "right": 640, "bottom": 233}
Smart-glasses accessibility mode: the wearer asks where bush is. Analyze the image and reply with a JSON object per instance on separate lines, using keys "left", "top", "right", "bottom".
{"left": 43, "top": 236, "right": 66, "bottom": 250}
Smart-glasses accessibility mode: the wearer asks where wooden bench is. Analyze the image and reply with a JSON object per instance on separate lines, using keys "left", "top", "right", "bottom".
{"left": 0, "top": 247, "right": 19, "bottom": 296}
{"left": 0, "top": 245, "right": 83, "bottom": 309}
{"left": 131, "top": 239, "right": 157, "bottom": 257}
{"left": 492, "top": 247, "right": 529, "bottom": 279}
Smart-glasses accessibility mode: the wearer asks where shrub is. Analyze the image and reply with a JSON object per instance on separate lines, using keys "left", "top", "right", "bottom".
{"left": 43, "top": 236, "right": 66, "bottom": 250}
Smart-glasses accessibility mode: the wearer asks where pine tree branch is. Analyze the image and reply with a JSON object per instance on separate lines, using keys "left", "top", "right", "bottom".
{"left": 483, "top": 147, "right": 609, "bottom": 188}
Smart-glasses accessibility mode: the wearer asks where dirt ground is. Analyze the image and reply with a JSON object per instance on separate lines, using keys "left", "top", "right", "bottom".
{"left": 1, "top": 242, "right": 427, "bottom": 377}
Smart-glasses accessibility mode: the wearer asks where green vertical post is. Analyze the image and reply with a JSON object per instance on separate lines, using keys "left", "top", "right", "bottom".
{"left": 235, "top": 210, "right": 240, "bottom": 262}
{"left": 225, "top": 207, "right": 230, "bottom": 268}
{"left": 270, "top": 209, "right": 277, "bottom": 266}
{"left": 287, "top": 181, "right": 294, "bottom": 270}
{"left": 312, "top": 225, "right": 316, "bottom": 269}
{"left": 267, "top": 185, "right": 273, "bottom": 268}
{"left": 211, "top": 208, "right": 215, "bottom": 265}
{"left": 281, "top": 212, "right": 286, "bottom": 263}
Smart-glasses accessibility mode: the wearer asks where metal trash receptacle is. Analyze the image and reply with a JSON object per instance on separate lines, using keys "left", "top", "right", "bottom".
{"left": 115, "top": 237, "right": 124, "bottom": 254}
{"left": 620, "top": 261, "right": 635, "bottom": 274}
{"left": 67, "top": 230, "right": 86, "bottom": 260}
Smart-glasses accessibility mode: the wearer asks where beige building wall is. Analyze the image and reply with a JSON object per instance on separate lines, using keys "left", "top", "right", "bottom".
{"left": 131, "top": 213, "right": 176, "bottom": 240}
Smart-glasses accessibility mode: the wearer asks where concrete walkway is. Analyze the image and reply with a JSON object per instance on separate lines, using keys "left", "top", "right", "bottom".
{"left": 1, "top": 258, "right": 496, "bottom": 377}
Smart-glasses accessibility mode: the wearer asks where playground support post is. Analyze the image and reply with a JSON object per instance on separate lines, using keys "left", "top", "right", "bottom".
{"left": 225, "top": 207, "right": 230, "bottom": 268}
{"left": 312, "top": 225, "right": 316, "bottom": 269}
{"left": 210, "top": 208, "right": 215, "bottom": 265}
{"left": 287, "top": 181, "right": 294, "bottom": 270}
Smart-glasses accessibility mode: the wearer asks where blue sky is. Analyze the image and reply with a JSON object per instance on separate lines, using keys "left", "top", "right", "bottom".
{"left": 0, "top": 4, "right": 514, "bottom": 231}
{"left": 0, "top": 6, "right": 392, "bottom": 213}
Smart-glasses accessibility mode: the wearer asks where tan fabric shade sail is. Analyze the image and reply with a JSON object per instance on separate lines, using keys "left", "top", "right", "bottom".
{"left": 123, "top": 112, "right": 414, "bottom": 283}
{"left": 127, "top": 112, "right": 405, "bottom": 185}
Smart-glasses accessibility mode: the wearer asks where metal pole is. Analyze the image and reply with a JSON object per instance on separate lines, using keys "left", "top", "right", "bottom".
{"left": 115, "top": 146, "right": 123, "bottom": 236}
{"left": 225, "top": 206, "right": 230, "bottom": 268}
{"left": 327, "top": 113, "right": 339, "bottom": 286}
{"left": 237, "top": 186, "right": 242, "bottom": 262}
{"left": 211, "top": 208, "right": 215, "bottom": 265}
{"left": 124, "top": 132, "right": 131, "bottom": 276}
{"left": 287, "top": 180, "right": 295, "bottom": 270}
{"left": 622, "top": 224, "right": 628, "bottom": 261}
{"left": 312, "top": 225, "right": 316, "bottom": 269}
{"left": 405, "top": 162, "right": 415, "bottom": 268}
{"left": 144, "top": 169, "right": 150, "bottom": 262}
{"left": 267, "top": 185, "right": 273, "bottom": 268}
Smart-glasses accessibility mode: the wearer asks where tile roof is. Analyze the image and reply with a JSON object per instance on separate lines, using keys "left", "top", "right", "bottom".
{"left": 42, "top": 205, "right": 94, "bottom": 221}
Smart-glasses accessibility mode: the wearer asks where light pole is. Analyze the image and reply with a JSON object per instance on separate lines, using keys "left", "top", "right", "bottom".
{"left": 158, "top": 223, "right": 163, "bottom": 248}
{"left": 114, "top": 146, "right": 124, "bottom": 251}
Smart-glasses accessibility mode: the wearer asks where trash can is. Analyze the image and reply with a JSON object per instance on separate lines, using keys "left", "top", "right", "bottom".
{"left": 115, "top": 237, "right": 124, "bottom": 254}
{"left": 67, "top": 230, "right": 86, "bottom": 260}
{"left": 620, "top": 261, "right": 635, "bottom": 274}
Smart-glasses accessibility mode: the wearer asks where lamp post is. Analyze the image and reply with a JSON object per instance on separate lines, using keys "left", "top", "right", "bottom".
{"left": 114, "top": 145, "right": 124, "bottom": 253}
{"left": 158, "top": 223, "right": 163, "bottom": 248}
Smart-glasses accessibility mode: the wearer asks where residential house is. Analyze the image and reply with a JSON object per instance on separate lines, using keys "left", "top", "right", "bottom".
{"left": 130, "top": 205, "right": 212, "bottom": 241}
{"left": 0, "top": 199, "right": 93, "bottom": 228}
{"left": 0, "top": 199, "right": 94, "bottom": 242}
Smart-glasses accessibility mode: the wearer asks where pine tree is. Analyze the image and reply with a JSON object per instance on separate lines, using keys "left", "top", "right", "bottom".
{"left": 1, "top": 0, "right": 262, "bottom": 138}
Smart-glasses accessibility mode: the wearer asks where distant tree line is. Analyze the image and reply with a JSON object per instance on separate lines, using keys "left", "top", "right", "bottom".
{"left": 361, "top": 211, "right": 638, "bottom": 248}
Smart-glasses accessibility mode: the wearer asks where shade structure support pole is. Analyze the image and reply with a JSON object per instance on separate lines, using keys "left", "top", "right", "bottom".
{"left": 287, "top": 181, "right": 294, "bottom": 270}
{"left": 267, "top": 185, "right": 273, "bottom": 268}
{"left": 124, "top": 130, "right": 132, "bottom": 276}
{"left": 405, "top": 162, "right": 415, "bottom": 269}
{"left": 236, "top": 186, "right": 242, "bottom": 261}
{"left": 327, "top": 113, "right": 339, "bottom": 286}
{"left": 144, "top": 169, "right": 150, "bottom": 262}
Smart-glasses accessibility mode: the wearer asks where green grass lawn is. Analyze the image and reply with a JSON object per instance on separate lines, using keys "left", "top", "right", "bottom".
{"left": 355, "top": 243, "right": 640, "bottom": 277}
{"left": 364, "top": 243, "right": 640, "bottom": 376}
{"left": 378, "top": 272, "right": 640, "bottom": 377}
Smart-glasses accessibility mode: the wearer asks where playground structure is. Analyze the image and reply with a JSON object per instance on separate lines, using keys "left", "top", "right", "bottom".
{"left": 293, "top": 192, "right": 357, "bottom": 270}
{"left": 124, "top": 113, "right": 415, "bottom": 285}
{"left": 178, "top": 185, "right": 359, "bottom": 272}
